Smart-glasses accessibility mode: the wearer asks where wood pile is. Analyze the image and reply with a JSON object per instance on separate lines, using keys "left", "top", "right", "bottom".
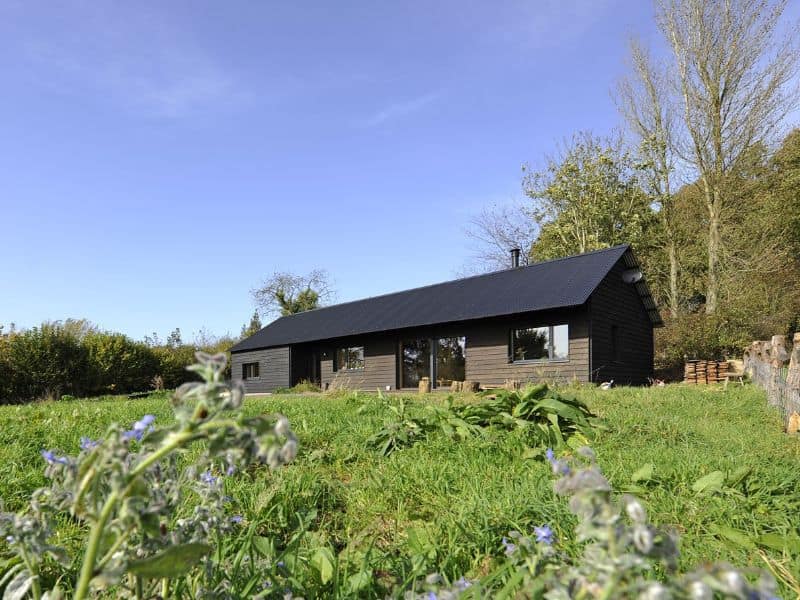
{"left": 684, "top": 360, "right": 729, "bottom": 384}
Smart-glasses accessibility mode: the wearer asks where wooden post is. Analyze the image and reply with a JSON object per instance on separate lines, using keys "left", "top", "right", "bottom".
{"left": 418, "top": 377, "right": 431, "bottom": 394}
{"left": 787, "top": 332, "right": 800, "bottom": 389}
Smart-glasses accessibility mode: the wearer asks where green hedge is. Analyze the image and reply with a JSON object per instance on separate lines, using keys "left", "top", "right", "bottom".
{"left": 0, "top": 323, "right": 233, "bottom": 404}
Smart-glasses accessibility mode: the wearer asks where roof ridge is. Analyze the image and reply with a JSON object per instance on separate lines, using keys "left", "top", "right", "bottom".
{"left": 267, "top": 244, "right": 630, "bottom": 323}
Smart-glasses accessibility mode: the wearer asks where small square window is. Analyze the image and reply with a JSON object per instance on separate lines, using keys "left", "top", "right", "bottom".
{"left": 242, "top": 362, "right": 260, "bottom": 379}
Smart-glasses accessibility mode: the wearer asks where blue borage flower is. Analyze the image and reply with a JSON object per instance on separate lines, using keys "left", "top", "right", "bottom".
{"left": 200, "top": 471, "right": 218, "bottom": 486}
{"left": 501, "top": 536, "right": 517, "bottom": 556}
{"left": 454, "top": 577, "right": 472, "bottom": 591}
{"left": 79, "top": 437, "right": 99, "bottom": 451}
{"left": 123, "top": 414, "right": 156, "bottom": 442}
{"left": 40, "top": 449, "right": 70, "bottom": 465}
{"left": 545, "top": 447, "right": 570, "bottom": 475}
{"left": 534, "top": 525, "right": 554, "bottom": 545}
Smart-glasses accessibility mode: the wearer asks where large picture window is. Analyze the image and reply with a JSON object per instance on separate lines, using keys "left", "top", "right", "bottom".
{"left": 242, "top": 362, "right": 260, "bottom": 379}
{"left": 335, "top": 346, "right": 364, "bottom": 371}
{"left": 510, "top": 324, "right": 568, "bottom": 362}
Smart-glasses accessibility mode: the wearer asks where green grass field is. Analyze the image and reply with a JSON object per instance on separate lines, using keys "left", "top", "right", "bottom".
{"left": 1, "top": 384, "right": 799, "bottom": 596}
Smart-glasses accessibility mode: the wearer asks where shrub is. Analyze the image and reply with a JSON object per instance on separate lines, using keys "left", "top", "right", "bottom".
{"left": 275, "top": 379, "right": 322, "bottom": 394}
{"left": 1, "top": 323, "right": 91, "bottom": 403}
{"left": 151, "top": 345, "right": 200, "bottom": 389}
{"left": 83, "top": 332, "right": 160, "bottom": 395}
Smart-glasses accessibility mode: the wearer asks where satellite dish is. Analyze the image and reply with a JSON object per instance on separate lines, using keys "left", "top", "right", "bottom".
{"left": 622, "top": 268, "right": 643, "bottom": 284}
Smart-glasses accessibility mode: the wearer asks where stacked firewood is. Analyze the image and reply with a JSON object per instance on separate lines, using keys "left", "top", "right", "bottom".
{"left": 684, "top": 360, "right": 729, "bottom": 384}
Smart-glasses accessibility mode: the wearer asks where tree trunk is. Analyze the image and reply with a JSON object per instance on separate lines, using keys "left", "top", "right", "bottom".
{"left": 667, "top": 237, "right": 679, "bottom": 317}
{"left": 706, "top": 190, "right": 721, "bottom": 314}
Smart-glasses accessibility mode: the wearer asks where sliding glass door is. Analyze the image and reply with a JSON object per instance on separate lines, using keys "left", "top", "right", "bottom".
{"left": 401, "top": 339, "right": 431, "bottom": 387}
{"left": 401, "top": 337, "right": 466, "bottom": 388}
{"left": 435, "top": 337, "right": 465, "bottom": 387}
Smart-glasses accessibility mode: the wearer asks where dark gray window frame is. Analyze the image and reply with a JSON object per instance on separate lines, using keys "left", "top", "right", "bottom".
{"left": 400, "top": 336, "right": 466, "bottom": 389}
{"left": 334, "top": 346, "right": 365, "bottom": 372}
{"left": 242, "top": 361, "right": 260, "bottom": 379}
{"left": 509, "top": 324, "right": 569, "bottom": 363}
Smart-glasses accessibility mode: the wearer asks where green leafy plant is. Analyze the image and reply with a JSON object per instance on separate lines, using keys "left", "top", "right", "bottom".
{"left": 0, "top": 352, "right": 297, "bottom": 599}
{"left": 365, "top": 398, "right": 426, "bottom": 456}
{"left": 367, "top": 384, "right": 598, "bottom": 456}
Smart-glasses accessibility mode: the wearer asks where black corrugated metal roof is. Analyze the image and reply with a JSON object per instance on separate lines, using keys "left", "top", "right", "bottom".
{"left": 231, "top": 244, "right": 659, "bottom": 352}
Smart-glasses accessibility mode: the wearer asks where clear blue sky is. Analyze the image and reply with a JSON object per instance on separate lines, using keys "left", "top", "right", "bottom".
{"left": 0, "top": 1, "right": 698, "bottom": 340}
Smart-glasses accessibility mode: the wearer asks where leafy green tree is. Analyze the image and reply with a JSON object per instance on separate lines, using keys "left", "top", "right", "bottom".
{"left": 240, "top": 311, "right": 263, "bottom": 338}
{"left": 251, "top": 270, "right": 335, "bottom": 318}
{"left": 654, "top": 0, "right": 797, "bottom": 313}
{"left": 522, "top": 132, "right": 657, "bottom": 261}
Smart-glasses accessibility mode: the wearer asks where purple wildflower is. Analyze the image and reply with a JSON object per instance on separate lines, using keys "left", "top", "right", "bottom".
{"left": 501, "top": 536, "right": 517, "bottom": 556}
{"left": 545, "top": 448, "right": 570, "bottom": 474}
{"left": 79, "top": 437, "right": 99, "bottom": 451}
{"left": 534, "top": 525, "right": 554, "bottom": 545}
{"left": 230, "top": 515, "right": 243, "bottom": 524}
{"left": 40, "top": 449, "right": 70, "bottom": 465}
{"left": 226, "top": 464, "right": 236, "bottom": 476}
{"left": 427, "top": 592, "right": 437, "bottom": 600}
{"left": 123, "top": 414, "right": 156, "bottom": 442}
{"left": 455, "top": 577, "right": 472, "bottom": 591}
{"left": 200, "top": 471, "right": 217, "bottom": 486}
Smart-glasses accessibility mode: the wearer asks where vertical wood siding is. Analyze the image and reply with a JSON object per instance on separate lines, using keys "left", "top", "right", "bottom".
{"left": 230, "top": 346, "right": 290, "bottom": 393}
{"left": 589, "top": 260, "right": 654, "bottom": 385}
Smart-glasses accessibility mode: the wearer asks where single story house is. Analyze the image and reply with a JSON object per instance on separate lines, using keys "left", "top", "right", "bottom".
{"left": 230, "top": 244, "right": 662, "bottom": 392}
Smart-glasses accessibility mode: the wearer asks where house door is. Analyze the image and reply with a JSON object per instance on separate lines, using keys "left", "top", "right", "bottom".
{"left": 401, "top": 339, "right": 430, "bottom": 388}
{"left": 401, "top": 337, "right": 466, "bottom": 388}
{"left": 310, "top": 352, "right": 320, "bottom": 385}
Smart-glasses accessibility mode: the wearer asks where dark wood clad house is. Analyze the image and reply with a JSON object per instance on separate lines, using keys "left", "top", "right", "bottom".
{"left": 230, "top": 245, "right": 662, "bottom": 392}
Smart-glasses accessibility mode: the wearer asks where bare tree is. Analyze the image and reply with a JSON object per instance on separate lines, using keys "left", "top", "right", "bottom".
{"left": 464, "top": 202, "right": 538, "bottom": 273}
{"left": 617, "top": 38, "right": 681, "bottom": 317}
{"left": 655, "top": 0, "right": 799, "bottom": 313}
{"left": 251, "top": 269, "right": 336, "bottom": 319}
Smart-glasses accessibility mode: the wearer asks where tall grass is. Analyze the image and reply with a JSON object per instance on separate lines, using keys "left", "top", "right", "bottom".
{"left": 0, "top": 384, "right": 798, "bottom": 596}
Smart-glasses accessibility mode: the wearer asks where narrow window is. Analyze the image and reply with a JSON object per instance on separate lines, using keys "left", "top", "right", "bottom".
{"left": 242, "top": 362, "right": 260, "bottom": 379}
{"left": 551, "top": 324, "right": 569, "bottom": 360}
{"left": 335, "top": 346, "right": 364, "bottom": 371}
{"left": 510, "top": 324, "right": 569, "bottom": 362}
